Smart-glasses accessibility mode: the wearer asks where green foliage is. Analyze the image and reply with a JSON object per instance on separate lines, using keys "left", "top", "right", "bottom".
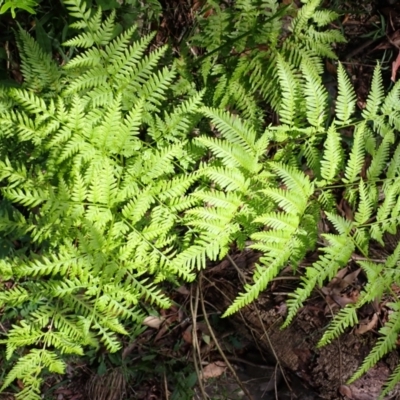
{"left": 0, "top": 0, "right": 205, "bottom": 396}
{"left": 2, "top": 0, "right": 400, "bottom": 397}
{"left": 0, "top": 0, "right": 38, "bottom": 17}
{"left": 187, "top": 0, "right": 345, "bottom": 126}
{"left": 189, "top": 9, "right": 400, "bottom": 389}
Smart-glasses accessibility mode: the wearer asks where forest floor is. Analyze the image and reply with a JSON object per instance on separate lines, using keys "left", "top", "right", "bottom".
{"left": 2, "top": 0, "right": 400, "bottom": 399}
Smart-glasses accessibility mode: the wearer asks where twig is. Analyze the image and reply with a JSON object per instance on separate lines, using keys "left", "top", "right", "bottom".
{"left": 190, "top": 284, "right": 209, "bottom": 400}
{"left": 344, "top": 37, "right": 381, "bottom": 60}
{"left": 164, "top": 370, "right": 169, "bottom": 400}
{"left": 253, "top": 306, "right": 293, "bottom": 396}
{"left": 224, "top": 356, "right": 275, "bottom": 370}
{"left": 199, "top": 272, "right": 254, "bottom": 400}
{"left": 226, "top": 253, "right": 249, "bottom": 283}
{"left": 317, "top": 288, "right": 343, "bottom": 386}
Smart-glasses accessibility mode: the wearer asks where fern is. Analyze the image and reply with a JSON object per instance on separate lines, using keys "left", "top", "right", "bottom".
{"left": 192, "top": 55, "right": 400, "bottom": 394}
{"left": 188, "top": 0, "right": 344, "bottom": 124}
{"left": 335, "top": 63, "right": 357, "bottom": 124}
{"left": 0, "top": 1, "right": 207, "bottom": 395}
{"left": 2, "top": 0, "right": 400, "bottom": 396}
{"left": 0, "top": 0, "right": 38, "bottom": 18}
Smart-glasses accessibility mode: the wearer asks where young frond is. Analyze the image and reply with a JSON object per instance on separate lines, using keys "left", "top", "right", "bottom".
{"left": 201, "top": 107, "right": 258, "bottom": 156}
{"left": 349, "top": 302, "right": 400, "bottom": 383}
{"left": 301, "top": 60, "right": 328, "bottom": 128}
{"left": 201, "top": 166, "right": 250, "bottom": 192}
{"left": 270, "top": 162, "right": 314, "bottom": 199}
{"left": 284, "top": 235, "right": 354, "bottom": 327}
{"left": 195, "top": 136, "right": 259, "bottom": 172}
{"left": 335, "top": 63, "right": 356, "bottom": 124}
{"left": 312, "top": 10, "right": 340, "bottom": 26}
{"left": 343, "top": 122, "right": 366, "bottom": 184}
{"left": 362, "top": 64, "right": 385, "bottom": 120}
{"left": 276, "top": 55, "right": 301, "bottom": 126}
{"left": 381, "top": 80, "right": 400, "bottom": 116}
{"left": 354, "top": 181, "right": 374, "bottom": 225}
{"left": 320, "top": 125, "right": 342, "bottom": 183}
{"left": 381, "top": 363, "right": 400, "bottom": 398}
{"left": 16, "top": 29, "right": 61, "bottom": 92}
{"left": 223, "top": 247, "right": 292, "bottom": 317}
{"left": 317, "top": 306, "right": 358, "bottom": 347}
{"left": 291, "top": 0, "right": 320, "bottom": 34}
{"left": 262, "top": 187, "right": 308, "bottom": 215}
{"left": 366, "top": 131, "right": 394, "bottom": 180}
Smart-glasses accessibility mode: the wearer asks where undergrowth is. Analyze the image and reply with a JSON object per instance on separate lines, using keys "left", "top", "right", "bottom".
{"left": 0, "top": 0, "right": 400, "bottom": 398}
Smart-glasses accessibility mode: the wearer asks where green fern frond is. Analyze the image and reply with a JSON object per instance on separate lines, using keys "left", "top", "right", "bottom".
{"left": 195, "top": 136, "right": 258, "bottom": 171}
{"left": 343, "top": 121, "right": 366, "bottom": 184}
{"left": 16, "top": 28, "right": 61, "bottom": 92}
{"left": 381, "top": 363, "right": 400, "bottom": 398}
{"left": 200, "top": 107, "right": 258, "bottom": 155}
{"left": 318, "top": 306, "right": 358, "bottom": 347}
{"left": 301, "top": 60, "right": 328, "bottom": 128}
{"left": 354, "top": 181, "right": 374, "bottom": 225}
{"left": 350, "top": 301, "right": 400, "bottom": 383}
{"left": 262, "top": 187, "right": 307, "bottom": 214}
{"left": 320, "top": 125, "right": 342, "bottom": 183}
{"left": 335, "top": 63, "right": 357, "bottom": 124}
{"left": 368, "top": 133, "right": 394, "bottom": 181}
{"left": 0, "top": 349, "right": 64, "bottom": 396}
{"left": 381, "top": 80, "right": 400, "bottom": 116}
{"left": 223, "top": 247, "right": 292, "bottom": 317}
{"left": 312, "top": 10, "right": 340, "bottom": 26}
{"left": 325, "top": 212, "right": 353, "bottom": 235}
{"left": 291, "top": 0, "right": 320, "bottom": 34}
{"left": 284, "top": 234, "right": 354, "bottom": 327}
{"left": 201, "top": 166, "right": 250, "bottom": 192}
{"left": 362, "top": 64, "right": 384, "bottom": 120}
{"left": 270, "top": 162, "right": 314, "bottom": 199}
{"left": 276, "top": 55, "right": 301, "bottom": 126}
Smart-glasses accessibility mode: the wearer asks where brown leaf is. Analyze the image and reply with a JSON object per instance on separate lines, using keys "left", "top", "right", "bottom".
{"left": 339, "top": 385, "right": 354, "bottom": 399}
{"left": 201, "top": 362, "right": 226, "bottom": 380}
{"left": 355, "top": 313, "right": 378, "bottom": 335}
{"left": 143, "top": 316, "right": 165, "bottom": 329}
{"left": 182, "top": 325, "right": 192, "bottom": 344}
{"left": 196, "top": 322, "right": 211, "bottom": 336}
{"left": 175, "top": 285, "right": 190, "bottom": 295}
{"left": 331, "top": 290, "right": 359, "bottom": 307}
{"left": 342, "top": 268, "right": 361, "bottom": 286}
{"left": 392, "top": 50, "right": 400, "bottom": 82}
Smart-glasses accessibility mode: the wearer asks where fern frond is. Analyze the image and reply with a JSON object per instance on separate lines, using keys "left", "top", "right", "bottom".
{"left": 276, "top": 55, "right": 301, "bottom": 126}
{"left": 320, "top": 125, "right": 342, "bottom": 183}
{"left": 16, "top": 28, "right": 61, "bottom": 92}
{"left": 343, "top": 122, "right": 366, "bottom": 184}
{"left": 301, "top": 59, "right": 328, "bottom": 128}
{"left": 291, "top": 0, "right": 320, "bottom": 34}
{"left": 201, "top": 166, "right": 250, "bottom": 192}
{"left": 223, "top": 247, "right": 291, "bottom": 317}
{"left": 335, "top": 63, "right": 356, "bottom": 124}
{"left": 312, "top": 10, "right": 340, "bottom": 26}
{"left": 367, "top": 131, "right": 394, "bottom": 180}
{"left": 195, "top": 136, "right": 258, "bottom": 171}
{"left": 349, "top": 301, "right": 400, "bottom": 382}
{"left": 354, "top": 181, "right": 374, "bottom": 225}
{"left": 284, "top": 235, "right": 354, "bottom": 327}
{"left": 201, "top": 107, "right": 258, "bottom": 156}
{"left": 362, "top": 64, "right": 384, "bottom": 120}
{"left": 318, "top": 306, "right": 358, "bottom": 347}
{"left": 270, "top": 162, "right": 314, "bottom": 199}
{"left": 381, "top": 363, "right": 400, "bottom": 398}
